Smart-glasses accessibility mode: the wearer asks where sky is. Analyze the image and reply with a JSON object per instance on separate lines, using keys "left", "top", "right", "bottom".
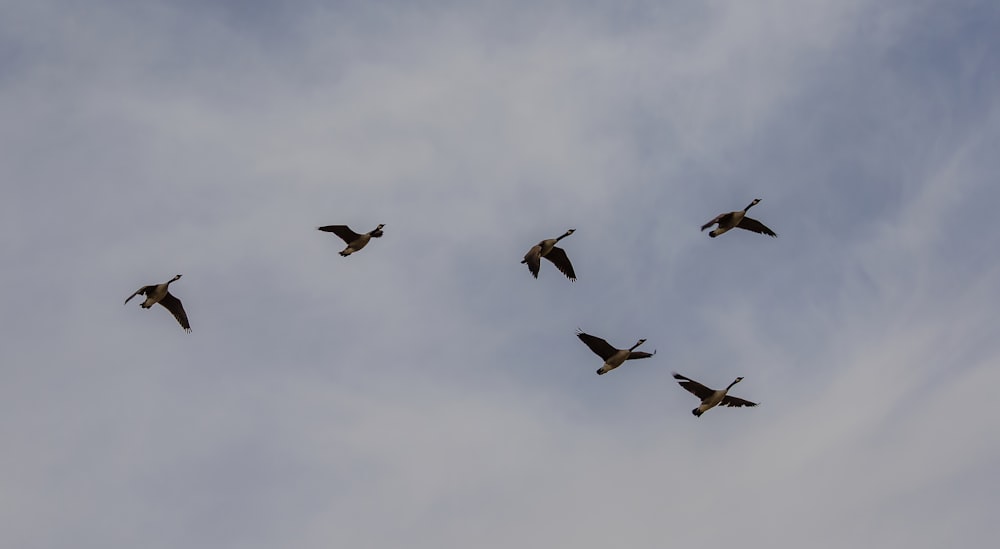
{"left": 2, "top": 1, "right": 999, "bottom": 547}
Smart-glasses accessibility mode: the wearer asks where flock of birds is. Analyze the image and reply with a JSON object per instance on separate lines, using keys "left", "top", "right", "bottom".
{"left": 126, "top": 198, "right": 777, "bottom": 417}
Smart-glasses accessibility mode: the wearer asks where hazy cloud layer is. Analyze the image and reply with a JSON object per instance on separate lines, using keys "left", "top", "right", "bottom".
{"left": 2, "top": 1, "right": 998, "bottom": 548}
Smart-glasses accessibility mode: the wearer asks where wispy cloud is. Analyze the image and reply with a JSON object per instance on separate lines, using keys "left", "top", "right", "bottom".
{"left": 1, "top": 1, "right": 998, "bottom": 548}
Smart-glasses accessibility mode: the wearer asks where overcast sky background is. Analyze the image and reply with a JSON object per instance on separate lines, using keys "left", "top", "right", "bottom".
{"left": 2, "top": 1, "right": 999, "bottom": 547}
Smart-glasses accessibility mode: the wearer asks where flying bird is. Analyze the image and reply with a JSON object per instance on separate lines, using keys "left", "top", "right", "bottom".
{"left": 701, "top": 198, "right": 776, "bottom": 238}
{"left": 318, "top": 224, "right": 385, "bottom": 256}
{"left": 672, "top": 372, "right": 758, "bottom": 417}
{"left": 522, "top": 229, "right": 577, "bottom": 280}
{"left": 124, "top": 274, "right": 191, "bottom": 332}
{"left": 577, "top": 331, "right": 655, "bottom": 375}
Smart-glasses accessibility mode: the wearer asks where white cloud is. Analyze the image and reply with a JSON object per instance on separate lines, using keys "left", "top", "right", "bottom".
{"left": 1, "top": 1, "right": 998, "bottom": 548}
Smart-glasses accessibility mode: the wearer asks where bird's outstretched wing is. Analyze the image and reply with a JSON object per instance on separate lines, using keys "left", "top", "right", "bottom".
{"left": 673, "top": 372, "right": 714, "bottom": 399}
{"left": 124, "top": 286, "right": 151, "bottom": 305}
{"left": 577, "top": 331, "right": 618, "bottom": 361}
{"left": 522, "top": 245, "right": 542, "bottom": 278}
{"left": 627, "top": 349, "right": 655, "bottom": 360}
{"left": 701, "top": 213, "right": 727, "bottom": 231}
{"left": 737, "top": 217, "right": 777, "bottom": 237}
{"left": 318, "top": 225, "right": 362, "bottom": 244}
{"left": 720, "top": 395, "right": 758, "bottom": 408}
{"left": 158, "top": 292, "right": 192, "bottom": 332}
{"left": 544, "top": 246, "right": 576, "bottom": 281}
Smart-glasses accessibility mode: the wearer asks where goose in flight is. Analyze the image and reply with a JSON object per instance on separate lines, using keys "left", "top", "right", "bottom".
{"left": 124, "top": 274, "right": 191, "bottom": 332}
{"left": 319, "top": 224, "right": 385, "bottom": 256}
{"left": 672, "top": 373, "right": 757, "bottom": 416}
{"left": 522, "top": 229, "right": 576, "bottom": 280}
{"left": 577, "top": 331, "right": 655, "bottom": 375}
{"left": 701, "top": 198, "right": 776, "bottom": 238}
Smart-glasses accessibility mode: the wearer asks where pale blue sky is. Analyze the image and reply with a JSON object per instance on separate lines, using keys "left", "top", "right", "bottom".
{"left": 2, "top": 1, "right": 998, "bottom": 548}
